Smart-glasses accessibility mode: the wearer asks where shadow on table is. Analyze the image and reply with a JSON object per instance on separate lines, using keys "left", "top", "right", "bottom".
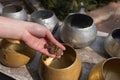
{"left": 79, "top": 62, "right": 95, "bottom": 80}
{"left": 0, "top": 72, "right": 16, "bottom": 80}
{"left": 26, "top": 52, "right": 41, "bottom": 80}
{"left": 90, "top": 36, "right": 111, "bottom": 59}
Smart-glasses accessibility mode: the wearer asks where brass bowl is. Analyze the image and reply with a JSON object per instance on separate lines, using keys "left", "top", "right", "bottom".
{"left": 0, "top": 39, "right": 35, "bottom": 67}
{"left": 38, "top": 44, "right": 82, "bottom": 80}
{"left": 88, "top": 57, "right": 120, "bottom": 80}
{"left": 0, "top": 38, "right": 2, "bottom": 44}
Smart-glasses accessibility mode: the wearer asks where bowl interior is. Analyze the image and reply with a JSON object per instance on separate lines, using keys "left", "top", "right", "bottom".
{"left": 112, "top": 29, "right": 120, "bottom": 43}
{"left": 1, "top": 39, "right": 35, "bottom": 59}
{"left": 103, "top": 58, "right": 120, "bottom": 80}
{"left": 66, "top": 14, "right": 93, "bottom": 28}
{"left": 31, "top": 10, "right": 53, "bottom": 20}
{"left": 42, "top": 44, "right": 76, "bottom": 69}
{"left": 3, "top": 4, "right": 22, "bottom": 13}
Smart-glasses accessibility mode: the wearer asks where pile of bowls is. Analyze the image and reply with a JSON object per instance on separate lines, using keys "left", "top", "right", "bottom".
{"left": 88, "top": 28, "right": 120, "bottom": 80}
{"left": 1, "top": 3, "right": 120, "bottom": 80}
{"left": 0, "top": 4, "right": 34, "bottom": 67}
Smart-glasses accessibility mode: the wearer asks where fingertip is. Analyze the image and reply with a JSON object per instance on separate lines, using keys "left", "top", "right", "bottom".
{"left": 63, "top": 46, "right": 66, "bottom": 50}
{"left": 60, "top": 44, "right": 66, "bottom": 50}
{"left": 55, "top": 55, "right": 61, "bottom": 58}
{"left": 48, "top": 54, "right": 56, "bottom": 58}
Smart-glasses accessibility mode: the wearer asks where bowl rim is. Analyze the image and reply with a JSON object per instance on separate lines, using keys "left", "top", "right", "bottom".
{"left": 101, "top": 57, "right": 120, "bottom": 79}
{"left": 41, "top": 44, "right": 82, "bottom": 71}
{"left": 3, "top": 4, "right": 24, "bottom": 14}
{"left": 111, "top": 28, "right": 120, "bottom": 43}
{"left": 31, "top": 9, "right": 55, "bottom": 21}
{"left": 63, "top": 13, "right": 95, "bottom": 30}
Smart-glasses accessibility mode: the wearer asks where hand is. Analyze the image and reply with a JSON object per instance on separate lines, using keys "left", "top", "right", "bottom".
{"left": 0, "top": 16, "right": 65, "bottom": 58}
{"left": 21, "top": 23, "right": 65, "bottom": 58}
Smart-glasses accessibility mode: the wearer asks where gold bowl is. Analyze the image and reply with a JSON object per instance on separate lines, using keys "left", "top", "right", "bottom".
{"left": 88, "top": 57, "right": 120, "bottom": 80}
{"left": 0, "top": 39, "right": 35, "bottom": 67}
{"left": 38, "top": 44, "right": 82, "bottom": 80}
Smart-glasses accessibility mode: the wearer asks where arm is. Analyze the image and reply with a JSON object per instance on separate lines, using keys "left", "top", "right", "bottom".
{"left": 0, "top": 16, "right": 65, "bottom": 58}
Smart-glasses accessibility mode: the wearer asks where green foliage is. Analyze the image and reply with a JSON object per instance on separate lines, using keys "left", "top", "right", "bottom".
{"left": 40, "top": 0, "right": 119, "bottom": 20}
{"left": 40, "top": 0, "right": 76, "bottom": 20}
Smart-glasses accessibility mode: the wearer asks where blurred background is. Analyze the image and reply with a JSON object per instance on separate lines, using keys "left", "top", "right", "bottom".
{"left": 0, "top": 0, "right": 120, "bottom": 32}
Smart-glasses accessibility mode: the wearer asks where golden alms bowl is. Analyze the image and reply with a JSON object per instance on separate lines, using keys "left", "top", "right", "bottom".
{"left": 0, "top": 39, "right": 35, "bottom": 67}
{"left": 38, "top": 44, "right": 82, "bottom": 80}
{"left": 88, "top": 57, "right": 120, "bottom": 80}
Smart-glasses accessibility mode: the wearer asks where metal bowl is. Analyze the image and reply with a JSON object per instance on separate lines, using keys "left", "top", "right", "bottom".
{"left": 38, "top": 44, "right": 82, "bottom": 80}
{"left": 104, "top": 28, "right": 120, "bottom": 57}
{"left": 0, "top": 3, "right": 3, "bottom": 15}
{"left": 88, "top": 57, "right": 120, "bottom": 80}
{"left": 31, "top": 10, "right": 59, "bottom": 33}
{"left": 60, "top": 13, "right": 97, "bottom": 48}
{"left": 2, "top": 4, "right": 28, "bottom": 21}
{"left": 0, "top": 39, "right": 35, "bottom": 67}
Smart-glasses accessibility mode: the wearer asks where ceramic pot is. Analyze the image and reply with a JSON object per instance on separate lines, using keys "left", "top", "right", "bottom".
{"left": 38, "top": 44, "right": 82, "bottom": 80}
{"left": 60, "top": 13, "right": 97, "bottom": 48}
{"left": 104, "top": 28, "right": 120, "bottom": 57}
{"left": 88, "top": 57, "right": 120, "bottom": 80}
{"left": 0, "top": 39, "right": 35, "bottom": 67}
{"left": 31, "top": 10, "right": 59, "bottom": 33}
{"left": 2, "top": 4, "right": 28, "bottom": 21}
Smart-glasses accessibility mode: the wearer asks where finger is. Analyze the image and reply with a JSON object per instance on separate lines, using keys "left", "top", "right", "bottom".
{"left": 55, "top": 55, "right": 61, "bottom": 58}
{"left": 22, "top": 33, "right": 56, "bottom": 58}
{"left": 46, "top": 31, "right": 66, "bottom": 50}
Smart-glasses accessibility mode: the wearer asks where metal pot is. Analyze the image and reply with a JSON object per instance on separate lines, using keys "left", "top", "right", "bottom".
{"left": 0, "top": 3, "right": 3, "bottom": 15}
{"left": 2, "top": 4, "right": 28, "bottom": 21}
{"left": 104, "top": 28, "right": 120, "bottom": 57}
{"left": 0, "top": 39, "right": 35, "bottom": 67}
{"left": 60, "top": 13, "right": 97, "bottom": 48}
{"left": 38, "top": 44, "right": 82, "bottom": 80}
{"left": 88, "top": 57, "right": 120, "bottom": 80}
{"left": 31, "top": 10, "right": 59, "bottom": 33}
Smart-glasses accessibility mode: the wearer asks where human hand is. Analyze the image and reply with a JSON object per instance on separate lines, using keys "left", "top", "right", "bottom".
{"left": 21, "top": 23, "right": 65, "bottom": 58}
{"left": 0, "top": 16, "right": 65, "bottom": 58}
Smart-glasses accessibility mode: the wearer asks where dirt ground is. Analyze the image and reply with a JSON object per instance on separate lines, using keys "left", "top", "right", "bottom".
{"left": 88, "top": 2, "right": 120, "bottom": 33}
